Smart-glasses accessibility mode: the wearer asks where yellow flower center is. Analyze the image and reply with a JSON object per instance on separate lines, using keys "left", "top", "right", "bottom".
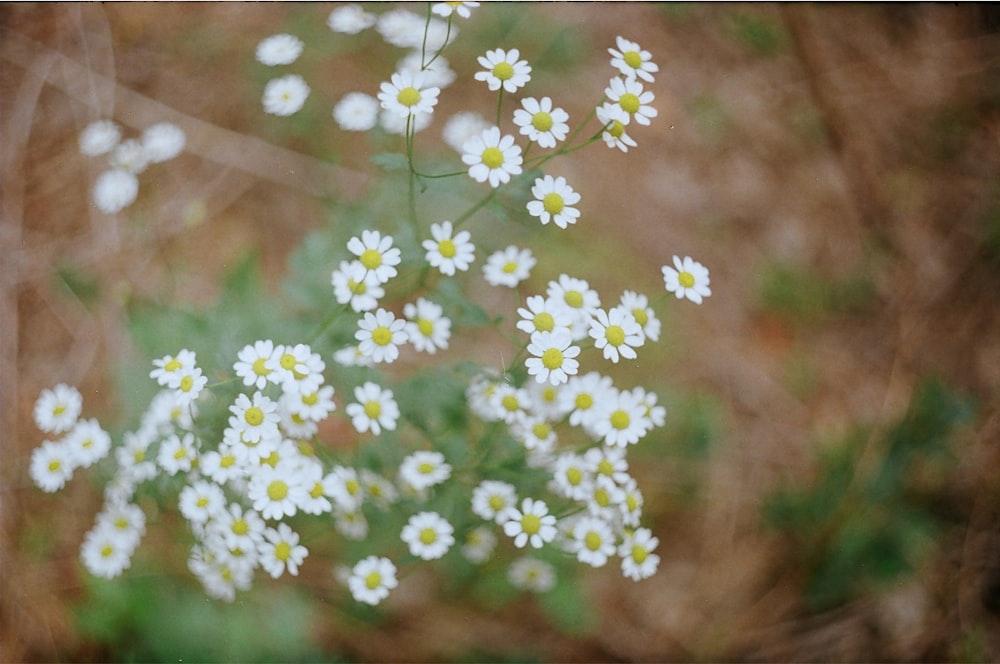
{"left": 623, "top": 50, "right": 643, "bottom": 69}
{"left": 585, "top": 531, "right": 603, "bottom": 551}
{"left": 532, "top": 422, "right": 551, "bottom": 439}
{"left": 481, "top": 146, "right": 504, "bottom": 169}
{"left": 417, "top": 318, "right": 434, "bottom": 337}
{"left": 542, "top": 193, "right": 564, "bottom": 215}
{"left": 419, "top": 527, "right": 438, "bottom": 545}
{"left": 502, "top": 261, "right": 518, "bottom": 274}
{"left": 244, "top": 406, "right": 264, "bottom": 427}
{"left": 309, "top": 481, "right": 324, "bottom": 499}
{"left": 348, "top": 278, "right": 366, "bottom": 295}
{"left": 605, "top": 325, "right": 625, "bottom": 347}
{"left": 575, "top": 393, "right": 593, "bottom": 410}
{"left": 598, "top": 460, "right": 614, "bottom": 477}
{"left": 501, "top": 395, "right": 519, "bottom": 412}
{"left": 101, "top": 545, "right": 114, "bottom": 558}
{"left": 232, "top": 519, "right": 249, "bottom": 536}
{"left": 521, "top": 513, "right": 541, "bottom": 535}
{"left": 48, "top": 460, "right": 61, "bottom": 472}
{"left": 165, "top": 358, "right": 182, "bottom": 372}
{"left": 418, "top": 462, "right": 435, "bottom": 475}
{"left": 608, "top": 119, "right": 626, "bottom": 139}
{"left": 566, "top": 467, "right": 583, "bottom": 486}
{"left": 564, "top": 290, "right": 583, "bottom": 308}
{"left": 438, "top": 238, "right": 457, "bottom": 258}
{"left": 610, "top": 409, "right": 630, "bottom": 430}
{"left": 371, "top": 326, "right": 392, "bottom": 346}
{"left": 53, "top": 405, "right": 66, "bottom": 415}
{"left": 488, "top": 495, "right": 506, "bottom": 511}
{"left": 678, "top": 271, "right": 696, "bottom": 288}
{"left": 619, "top": 92, "right": 641, "bottom": 115}
{"left": 594, "top": 487, "right": 610, "bottom": 507}
{"left": 252, "top": 358, "right": 271, "bottom": 376}
{"left": 346, "top": 479, "right": 361, "bottom": 496}
{"left": 179, "top": 375, "right": 194, "bottom": 393}
{"left": 275, "top": 542, "right": 291, "bottom": 562}
{"left": 396, "top": 86, "right": 421, "bottom": 107}
{"left": 360, "top": 248, "right": 382, "bottom": 270}
{"left": 267, "top": 479, "right": 288, "bottom": 501}
{"left": 631, "top": 544, "right": 648, "bottom": 564}
{"left": 262, "top": 451, "right": 279, "bottom": 467}
{"left": 365, "top": 571, "right": 382, "bottom": 590}
{"left": 220, "top": 454, "right": 236, "bottom": 468}
{"left": 279, "top": 353, "right": 297, "bottom": 371}
{"left": 632, "top": 307, "right": 648, "bottom": 326}
{"left": 364, "top": 400, "right": 381, "bottom": 419}
{"left": 302, "top": 392, "right": 318, "bottom": 406}
{"left": 541, "top": 347, "right": 564, "bottom": 370}
{"left": 531, "top": 111, "right": 553, "bottom": 132}
{"left": 492, "top": 61, "right": 514, "bottom": 80}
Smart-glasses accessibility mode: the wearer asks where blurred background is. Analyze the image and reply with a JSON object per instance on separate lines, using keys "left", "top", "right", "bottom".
{"left": 3, "top": 3, "right": 1000, "bottom": 661}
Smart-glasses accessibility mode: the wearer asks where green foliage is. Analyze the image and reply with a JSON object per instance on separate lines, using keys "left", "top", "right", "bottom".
{"left": 757, "top": 260, "right": 876, "bottom": 324}
{"left": 762, "top": 379, "right": 975, "bottom": 611}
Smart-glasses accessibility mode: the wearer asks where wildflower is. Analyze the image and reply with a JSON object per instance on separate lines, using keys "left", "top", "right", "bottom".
{"left": 29, "top": 440, "right": 75, "bottom": 493}
{"left": 605, "top": 76, "right": 657, "bottom": 127}
{"left": 348, "top": 555, "right": 398, "bottom": 605}
{"left": 331, "top": 260, "right": 384, "bottom": 313}
{"left": 95, "top": 502, "right": 146, "bottom": 552}
{"left": 508, "top": 556, "right": 556, "bottom": 592}
{"left": 526, "top": 328, "right": 580, "bottom": 385}
{"left": 115, "top": 430, "right": 158, "bottom": 485}
{"left": 474, "top": 48, "right": 532, "bottom": 93}
{"left": 347, "top": 230, "right": 401, "bottom": 284}
{"left": 267, "top": 343, "right": 325, "bottom": 395}
{"left": 173, "top": 366, "right": 207, "bottom": 407}
{"left": 93, "top": 169, "right": 138, "bottom": 213}
{"left": 442, "top": 112, "right": 490, "bottom": 152}
{"left": 585, "top": 445, "right": 631, "bottom": 486}
{"left": 334, "top": 508, "right": 369, "bottom": 540}
{"left": 255, "top": 33, "right": 304, "bottom": 66}
{"left": 64, "top": 418, "right": 112, "bottom": 469}
{"left": 324, "top": 465, "right": 365, "bottom": 512}
{"left": 247, "top": 460, "right": 309, "bottom": 520}
{"left": 282, "top": 383, "right": 336, "bottom": 423}
{"left": 33, "top": 383, "right": 82, "bottom": 434}
{"left": 401, "top": 511, "right": 455, "bottom": 560}
{"left": 662, "top": 255, "right": 712, "bottom": 304}
{"left": 327, "top": 4, "right": 376, "bottom": 34}
{"left": 213, "top": 502, "right": 266, "bottom": 552}
{"left": 228, "top": 392, "right": 281, "bottom": 445}
{"left": 157, "top": 432, "right": 198, "bottom": 475}
{"left": 333, "top": 92, "right": 380, "bottom": 131}
{"left": 79, "top": 120, "right": 121, "bottom": 156}
{"left": 596, "top": 103, "right": 637, "bottom": 152}
{"left": 423, "top": 220, "right": 475, "bottom": 276}
{"left": 589, "top": 306, "right": 645, "bottom": 363}
{"left": 178, "top": 480, "right": 226, "bottom": 525}
{"left": 516, "top": 294, "right": 573, "bottom": 336}
{"left": 355, "top": 308, "right": 408, "bottom": 364}
{"left": 462, "top": 526, "right": 497, "bottom": 564}
{"left": 608, "top": 36, "right": 659, "bottom": 83}
{"left": 560, "top": 371, "right": 614, "bottom": 430}
{"left": 527, "top": 175, "right": 581, "bottom": 229}
{"left": 397, "top": 51, "right": 456, "bottom": 89}
{"left": 503, "top": 498, "right": 558, "bottom": 549}
{"left": 259, "top": 523, "right": 308, "bottom": 578}
{"left": 619, "top": 290, "right": 660, "bottom": 342}
{"left": 404, "top": 298, "right": 451, "bottom": 354}
{"left": 398, "top": 450, "right": 451, "bottom": 492}
{"left": 483, "top": 245, "right": 535, "bottom": 288}
{"left": 462, "top": 126, "right": 522, "bottom": 188}
{"left": 590, "top": 388, "right": 651, "bottom": 447}
{"left": 345, "top": 381, "right": 399, "bottom": 435}
{"left": 377, "top": 9, "right": 449, "bottom": 50}
{"left": 617, "top": 476, "right": 645, "bottom": 527}
{"left": 262, "top": 74, "right": 310, "bottom": 116}
{"left": 471, "top": 479, "right": 518, "bottom": 524}
{"left": 378, "top": 70, "right": 440, "bottom": 120}
{"left": 570, "top": 516, "right": 617, "bottom": 567}
{"left": 433, "top": 1, "right": 479, "bottom": 19}
{"left": 332, "top": 344, "right": 373, "bottom": 368}
{"left": 620, "top": 527, "right": 660, "bottom": 581}
{"left": 360, "top": 469, "right": 399, "bottom": 509}
{"left": 141, "top": 122, "right": 185, "bottom": 163}
{"left": 489, "top": 383, "right": 531, "bottom": 424}
{"left": 512, "top": 97, "right": 569, "bottom": 149}
{"left": 150, "top": 349, "right": 198, "bottom": 388}
{"left": 550, "top": 452, "right": 593, "bottom": 501}
{"left": 80, "top": 523, "right": 133, "bottom": 579}
{"left": 109, "top": 139, "right": 149, "bottom": 174}
{"left": 511, "top": 413, "right": 557, "bottom": 453}
{"left": 547, "top": 274, "right": 601, "bottom": 339}
{"left": 233, "top": 339, "right": 279, "bottom": 391}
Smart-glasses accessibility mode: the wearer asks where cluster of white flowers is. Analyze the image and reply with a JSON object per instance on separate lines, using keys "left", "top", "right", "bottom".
{"left": 79, "top": 119, "right": 185, "bottom": 213}
{"left": 32, "top": 4, "right": 716, "bottom": 611}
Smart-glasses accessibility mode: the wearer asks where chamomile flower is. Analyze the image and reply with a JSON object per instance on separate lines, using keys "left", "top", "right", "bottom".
{"left": 617, "top": 476, "right": 645, "bottom": 528}
{"left": 262, "top": 74, "right": 310, "bottom": 116}
{"left": 248, "top": 460, "right": 309, "bottom": 520}
{"left": 259, "top": 523, "right": 308, "bottom": 578}
{"left": 233, "top": 339, "right": 279, "bottom": 391}
{"left": 471, "top": 480, "right": 518, "bottom": 524}
{"left": 547, "top": 274, "right": 601, "bottom": 339}
{"left": 490, "top": 383, "right": 531, "bottom": 424}
{"left": 511, "top": 414, "right": 557, "bottom": 453}
{"left": 268, "top": 343, "right": 325, "bottom": 395}
{"left": 214, "top": 503, "right": 266, "bottom": 552}
{"left": 516, "top": 295, "right": 573, "bottom": 336}
{"left": 64, "top": 418, "right": 112, "bottom": 468}
{"left": 79, "top": 120, "right": 121, "bottom": 156}
{"left": 355, "top": 308, "right": 408, "bottom": 364}
{"left": 200, "top": 445, "right": 247, "bottom": 487}
{"left": 404, "top": 298, "right": 451, "bottom": 354}
{"left": 513, "top": 97, "right": 569, "bottom": 149}
{"left": 462, "top": 526, "right": 497, "bottom": 564}
{"left": 619, "top": 527, "right": 660, "bottom": 581}
{"left": 109, "top": 139, "right": 149, "bottom": 174}
{"left": 93, "top": 169, "right": 139, "bottom": 213}
{"left": 423, "top": 220, "right": 475, "bottom": 276}
{"left": 527, "top": 175, "right": 581, "bottom": 229}
{"left": 331, "top": 260, "right": 384, "bottom": 312}
{"left": 508, "top": 556, "right": 556, "bottom": 593}
{"left": 327, "top": 4, "right": 376, "bottom": 34}
{"left": 157, "top": 432, "right": 198, "bottom": 475}
{"left": 255, "top": 33, "right": 304, "bottom": 66}
{"left": 228, "top": 392, "right": 281, "bottom": 445}
{"left": 360, "top": 469, "right": 398, "bottom": 509}
{"left": 282, "top": 383, "right": 336, "bottom": 423}
{"left": 596, "top": 103, "right": 637, "bottom": 152}
{"left": 178, "top": 480, "right": 226, "bottom": 525}
{"left": 609, "top": 36, "right": 659, "bottom": 83}
{"left": 34, "top": 383, "right": 82, "bottom": 434}
{"left": 335, "top": 508, "right": 369, "bottom": 541}
{"left": 433, "top": 1, "right": 479, "bottom": 19}
{"left": 95, "top": 502, "right": 146, "bottom": 552}
{"left": 605, "top": 76, "right": 657, "bottom": 126}
{"left": 631, "top": 385, "right": 666, "bottom": 428}
{"left": 585, "top": 445, "right": 631, "bottom": 486}
{"left": 483, "top": 245, "right": 535, "bottom": 288}
{"left": 80, "top": 523, "right": 133, "bottom": 579}
{"left": 400, "top": 511, "right": 455, "bottom": 560}
{"left": 398, "top": 450, "right": 451, "bottom": 492}
{"left": 150, "top": 349, "right": 197, "bottom": 389}
{"left": 662, "top": 255, "right": 712, "bottom": 304}
{"left": 442, "top": 112, "right": 491, "bottom": 152}
{"left": 332, "top": 92, "right": 379, "bottom": 132}
{"left": 590, "top": 388, "right": 651, "bottom": 447}
{"left": 377, "top": 70, "right": 440, "bottom": 120}
{"left": 324, "top": 465, "right": 365, "bottom": 512}
{"left": 348, "top": 555, "right": 397, "bottom": 605}
{"left": 570, "top": 516, "right": 617, "bottom": 567}
{"left": 377, "top": 9, "right": 443, "bottom": 49}
{"left": 347, "top": 230, "right": 401, "bottom": 284}
{"left": 561, "top": 371, "right": 614, "bottom": 430}
{"left": 475, "top": 48, "right": 532, "bottom": 93}
{"left": 462, "top": 126, "right": 522, "bottom": 188}
{"left": 526, "top": 328, "right": 580, "bottom": 385}
{"left": 173, "top": 367, "right": 207, "bottom": 407}
{"left": 550, "top": 452, "right": 593, "bottom": 501}
{"left": 30, "top": 440, "right": 75, "bottom": 492}
{"left": 141, "top": 122, "right": 185, "bottom": 163}
{"left": 619, "top": 290, "right": 660, "bottom": 342}
{"left": 332, "top": 344, "right": 373, "bottom": 368}
{"left": 589, "top": 306, "right": 645, "bottom": 363}
{"left": 345, "top": 382, "right": 399, "bottom": 435}
{"left": 502, "top": 498, "right": 558, "bottom": 549}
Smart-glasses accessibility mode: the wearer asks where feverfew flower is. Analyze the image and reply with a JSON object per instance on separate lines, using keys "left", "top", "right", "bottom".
{"left": 259, "top": 523, "right": 308, "bottom": 578}
{"left": 423, "top": 221, "right": 475, "bottom": 276}
{"left": 404, "top": 298, "right": 451, "bottom": 354}
{"left": 551, "top": 452, "right": 593, "bottom": 502}
{"left": 433, "top": 1, "right": 479, "bottom": 19}
{"left": 355, "top": 308, "right": 408, "bottom": 364}
{"left": 400, "top": 511, "right": 455, "bottom": 560}
{"left": 255, "top": 33, "right": 304, "bottom": 66}
{"left": 512, "top": 97, "right": 569, "bottom": 149}
{"left": 268, "top": 343, "right": 325, "bottom": 395}
{"left": 508, "top": 556, "right": 556, "bottom": 593}
{"left": 377, "top": 70, "right": 440, "bottom": 120}
{"left": 348, "top": 555, "right": 397, "bottom": 605}
{"left": 80, "top": 523, "right": 133, "bottom": 579}
{"left": 596, "top": 103, "right": 637, "bottom": 152}
{"left": 442, "top": 112, "right": 490, "bottom": 152}
{"left": 150, "top": 349, "right": 197, "bottom": 388}
{"left": 63, "top": 418, "right": 112, "bottom": 469}
{"left": 328, "top": 4, "right": 376, "bottom": 34}
{"left": 262, "top": 74, "right": 310, "bottom": 116}
{"left": 377, "top": 9, "right": 436, "bottom": 49}
{"left": 605, "top": 76, "right": 657, "bottom": 126}
{"left": 228, "top": 391, "right": 281, "bottom": 445}
{"left": 483, "top": 245, "right": 535, "bottom": 288}
{"left": 619, "top": 290, "right": 660, "bottom": 342}
{"left": 527, "top": 175, "right": 581, "bottom": 229}
{"left": 30, "top": 440, "right": 75, "bottom": 492}
{"left": 109, "top": 139, "right": 149, "bottom": 174}
{"left": 345, "top": 382, "right": 399, "bottom": 435}
{"left": 502, "top": 498, "right": 558, "bottom": 549}
{"left": 333, "top": 92, "right": 379, "bottom": 131}
{"left": 619, "top": 527, "right": 660, "bottom": 581}
{"left": 79, "top": 120, "right": 121, "bottom": 156}
{"left": 547, "top": 274, "right": 601, "bottom": 339}
{"left": 462, "top": 126, "right": 522, "bottom": 188}
{"left": 233, "top": 339, "right": 279, "bottom": 391}
{"left": 173, "top": 367, "right": 207, "bottom": 407}
{"left": 471, "top": 480, "right": 518, "bottom": 524}
{"left": 590, "top": 388, "right": 651, "bottom": 447}
{"left": 157, "top": 432, "right": 198, "bottom": 475}
{"left": 589, "top": 307, "right": 645, "bottom": 363}
{"left": 93, "top": 169, "right": 139, "bottom": 214}
{"left": 474, "top": 48, "right": 532, "bottom": 93}
{"left": 462, "top": 526, "right": 497, "bottom": 564}
{"left": 141, "top": 123, "right": 186, "bottom": 163}
{"left": 570, "top": 516, "right": 617, "bottom": 567}
{"left": 33, "top": 383, "right": 82, "bottom": 434}
{"left": 178, "top": 480, "right": 226, "bottom": 525}
{"left": 347, "top": 230, "right": 401, "bottom": 284}
{"left": 248, "top": 460, "right": 309, "bottom": 520}
{"left": 398, "top": 450, "right": 451, "bottom": 492}
{"left": 516, "top": 295, "right": 573, "bottom": 336}
{"left": 526, "top": 328, "right": 580, "bottom": 385}
{"left": 662, "top": 255, "right": 712, "bottom": 304}
{"left": 331, "top": 260, "right": 384, "bottom": 312}
{"left": 609, "top": 36, "right": 659, "bottom": 83}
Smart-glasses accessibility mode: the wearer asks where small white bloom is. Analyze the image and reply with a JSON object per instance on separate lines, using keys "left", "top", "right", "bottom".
{"left": 150, "top": 349, "right": 198, "bottom": 388}
{"left": 178, "top": 480, "right": 226, "bottom": 525}
{"left": 400, "top": 511, "right": 454, "bottom": 560}
{"left": 609, "top": 35, "right": 659, "bottom": 83}
{"left": 331, "top": 260, "right": 384, "bottom": 313}
{"left": 662, "top": 255, "right": 712, "bottom": 304}
{"left": 442, "top": 112, "right": 490, "bottom": 153}
{"left": 525, "top": 328, "right": 580, "bottom": 385}
{"left": 471, "top": 480, "right": 518, "bottom": 524}
{"left": 258, "top": 523, "right": 308, "bottom": 578}
{"left": 620, "top": 527, "right": 660, "bottom": 581}
{"left": 355, "top": 308, "right": 408, "bottom": 364}
{"left": 527, "top": 175, "right": 580, "bottom": 229}
{"left": 502, "top": 498, "right": 558, "bottom": 549}
{"left": 79, "top": 120, "right": 121, "bottom": 157}
{"left": 462, "top": 126, "right": 522, "bottom": 188}
{"left": 560, "top": 371, "right": 614, "bottom": 430}
{"left": 255, "top": 33, "right": 304, "bottom": 66}
{"left": 570, "top": 516, "right": 617, "bottom": 567}
{"left": 483, "top": 245, "right": 535, "bottom": 288}
{"left": 398, "top": 450, "right": 451, "bottom": 492}
{"left": 30, "top": 440, "right": 75, "bottom": 492}
{"left": 508, "top": 556, "right": 556, "bottom": 592}
{"left": 590, "top": 388, "right": 652, "bottom": 447}
{"left": 596, "top": 103, "right": 638, "bottom": 152}
{"left": 547, "top": 274, "right": 601, "bottom": 340}
{"left": 347, "top": 230, "right": 402, "bottom": 284}
{"left": 461, "top": 525, "right": 497, "bottom": 564}
{"left": 248, "top": 461, "right": 309, "bottom": 520}
{"left": 589, "top": 307, "right": 645, "bottom": 364}
{"left": 619, "top": 290, "right": 660, "bottom": 342}
{"left": 550, "top": 452, "right": 593, "bottom": 501}
{"left": 348, "top": 555, "right": 397, "bottom": 605}
{"left": 516, "top": 295, "right": 573, "bottom": 336}
{"left": 512, "top": 97, "right": 569, "bottom": 149}
{"left": 345, "top": 381, "right": 399, "bottom": 435}
{"left": 378, "top": 70, "right": 440, "bottom": 120}
{"left": 33, "top": 383, "right": 82, "bottom": 434}
{"left": 63, "top": 418, "right": 112, "bottom": 469}
{"left": 267, "top": 343, "right": 325, "bottom": 395}
{"left": 404, "top": 298, "right": 451, "bottom": 354}
{"left": 109, "top": 139, "right": 149, "bottom": 174}
{"left": 605, "top": 76, "right": 657, "bottom": 126}
{"left": 233, "top": 339, "right": 279, "bottom": 391}
{"left": 262, "top": 74, "right": 310, "bottom": 116}
{"left": 328, "top": 4, "right": 376, "bottom": 34}
{"left": 80, "top": 523, "right": 133, "bottom": 579}
{"left": 432, "top": 1, "right": 479, "bottom": 19}
{"left": 141, "top": 122, "right": 186, "bottom": 163}
{"left": 474, "top": 48, "right": 531, "bottom": 93}
{"left": 423, "top": 220, "right": 475, "bottom": 276}
{"left": 157, "top": 432, "right": 198, "bottom": 475}
{"left": 93, "top": 169, "right": 139, "bottom": 214}
{"left": 396, "top": 51, "right": 456, "bottom": 89}
{"left": 333, "top": 92, "right": 379, "bottom": 131}
{"left": 228, "top": 391, "right": 281, "bottom": 445}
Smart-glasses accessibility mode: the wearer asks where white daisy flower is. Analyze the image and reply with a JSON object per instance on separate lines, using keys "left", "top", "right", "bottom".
{"left": 462, "top": 526, "right": 497, "bottom": 564}
{"left": 213, "top": 502, "right": 267, "bottom": 552}
{"left": 262, "top": 74, "right": 310, "bottom": 116}
{"left": 141, "top": 122, "right": 185, "bottom": 163}
{"left": 332, "top": 92, "right": 379, "bottom": 131}
{"left": 585, "top": 445, "right": 631, "bottom": 486}
{"left": 526, "top": 328, "right": 580, "bottom": 386}
{"left": 432, "top": 1, "right": 479, "bottom": 19}
{"left": 590, "top": 388, "right": 651, "bottom": 447}
{"left": 462, "top": 126, "right": 522, "bottom": 188}
{"left": 80, "top": 523, "right": 133, "bottom": 579}
{"left": 323, "top": 465, "right": 365, "bottom": 512}
{"left": 596, "top": 103, "right": 637, "bottom": 152}
{"left": 345, "top": 381, "right": 399, "bottom": 435}
{"left": 619, "top": 290, "right": 660, "bottom": 342}
{"left": 63, "top": 418, "right": 112, "bottom": 469}
{"left": 508, "top": 556, "right": 556, "bottom": 593}
{"left": 93, "top": 169, "right": 139, "bottom": 214}
{"left": 233, "top": 339, "right": 279, "bottom": 391}
{"left": 150, "top": 349, "right": 198, "bottom": 388}
{"left": 110, "top": 139, "right": 149, "bottom": 174}
{"left": 502, "top": 497, "right": 557, "bottom": 549}
{"left": 157, "top": 432, "right": 198, "bottom": 475}
{"left": 228, "top": 391, "right": 281, "bottom": 445}
{"left": 173, "top": 367, "right": 207, "bottom": 407}
{"left": 474, "top": 48, "right": 531, "bottom": 93}
{"left": 355, "top": 308, "right": 408, "bottom": 364}
{"left": 512, "top": 97, "right": 569, "bottom": 149}
{"left": 347, "top": 230, "right": 401, "bottom": 284}
{"left": 115, "top": 430, "right": 158, "bottom": 485}
{"left": 547, "top": 274, "right": 601, "bottom": 340}
{"left": 348, "top": 555, "right": 397, "bottom": 605}
{"left": 527, "top": 175, "right": 581, "bottom": 229}
{"left": 619, "top": 527, "right": 660, "bottom": 581}
{"left": 617, "top": 476, "right": 645, "bottom": 528}
{"left": 378, "top": 70, "right": 440, "bottom": 120}
{"left": 282, "top": 383, "right": 336, "bottom": 423}
{"left": 589, "top": 306, "right": 645, "bottom": 363}
{"left": 360, "top": 469, "right": 399, "bottom": 509}
{"left": 662, "top": 255, "right": 712, "bottom": 304}
{"left": 630, "top": 385, "right": 666, "bottom": 427}
{"left": 510, "top": 413, "right": 557, "bottom": 453}
{"left": 334, "top": 508, "right": 369, "bottom": 541}
{"left": 560, "top": 371, "right": 614, "bottom": 430}
{"left": 398, "top": 450, "right": 451, "bottom": 492}
{"left": 471, "top": 479, "right": 518, "bottom": 524}
{"left": 33, "top": 383, "right": 82, "bottom": 434}
{"left": 516, "top": 294, "right": 573, "bottom": 336}
{"left": 95, "top": 502, "right": 146, "bottom": 552}
{"left": 327, "top": 4, "right": 376, "bottom": 34}
{"left": 79, "top": 120, "right": 121, "bottom": 156}
{"left": 29, "top": 440, "right": 75, "bottom": 492}
{"left": 268, "top": 343, "right": 325, "bottom": 395}
{"left": 376, "top": 9, "right": 436, "bottom": 49}
{"left": 423, "top": 220, "right": 475, "bottom": 276}
{"left": 248, "top": 460, "right": 309, "bottom": 520}
{"left": 442, "top": 111, "right": 491, "bottom": 153}
{"left": 490, "top": 383, "right": 531, "bottom": 425}
{"left": 550, "top": 452, "right": 593, "bottom": 501}
{"left": 331, "top": 260, "right": 384, "bottom": 313}
{"left": 483, "top": 245, "right": 535, "bottom": 288}
{"left": 609, "top": 35, "right": 659, "bottom": 83}
{"left": 255, "top": 33, "right": 304, "bottom": 66}
{"left": 605, "top": 76, "right": 657, "bottom": 126}
{"left": 178, "top": 480, "right": 226, "bottom": 525}
{"left": 258, "top": 523, "right": 308, "bottom": 578}
{"left": 400, "top": 511, "right": 455, "bottom": 561}
{"left": 570, "top": 516, "right": 617, "bottom": 568}
{"left": 404, "top": 298, "right": 451, "bottom": 354}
